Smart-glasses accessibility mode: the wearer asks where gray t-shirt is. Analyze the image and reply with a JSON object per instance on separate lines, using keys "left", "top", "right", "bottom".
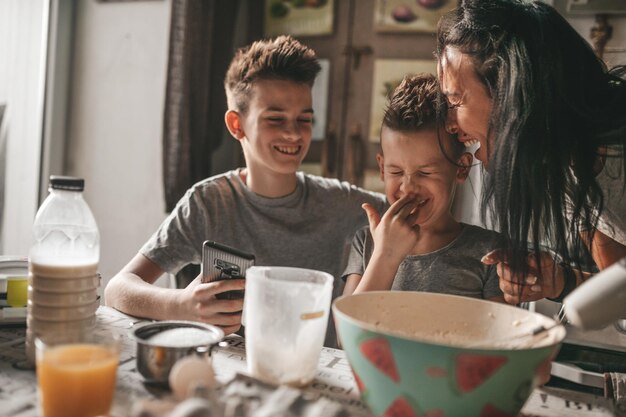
{"left": 342, "top": 224, "right": 503, "bottom": 299}
{"left": 140, "top": 169, "right": 386, "bottom": 346}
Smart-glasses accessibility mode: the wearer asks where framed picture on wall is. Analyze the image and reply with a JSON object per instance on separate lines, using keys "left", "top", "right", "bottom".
{"left": 369, "top": 59, "right": 437, "bottom": 142}
{"left": 264, "top": 0, "right": 334, "bottom": 37}
{"left": 374, "top": 0, "right": 457, "bottom": 33}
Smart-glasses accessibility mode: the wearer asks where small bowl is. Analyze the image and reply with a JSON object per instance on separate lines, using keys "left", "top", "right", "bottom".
{"left": 333, "top": 292, "right": 565, "bottom": 417}
{"left": 133, "top": 321, "right": 224, "bottom": 384}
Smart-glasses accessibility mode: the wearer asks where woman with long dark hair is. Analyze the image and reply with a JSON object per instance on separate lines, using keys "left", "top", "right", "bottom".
{"left": 436, "top": 0, "right": 626, "bottom": 304}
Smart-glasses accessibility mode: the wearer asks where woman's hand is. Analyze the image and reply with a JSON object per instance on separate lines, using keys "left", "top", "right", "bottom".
{"left": 177, "top": 276, "right": 245, "bottom": 335}
{"left": 362, "top": 194, "right": 421, "bottom": 263}
{"left": 481, "top": 250, "right": 565, "bottom": 304}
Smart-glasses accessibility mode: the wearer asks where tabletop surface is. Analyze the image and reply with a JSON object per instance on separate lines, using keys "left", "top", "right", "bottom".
{"left": 0, "top": 307, "right": 622, "bottom": 417}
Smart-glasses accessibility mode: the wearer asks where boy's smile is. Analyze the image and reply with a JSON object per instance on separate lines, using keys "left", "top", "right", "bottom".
{"left": 378, "top": 126, "right": 469, "bottom": 231}
{"left": 237, "top": 79, "right": 313, "bottom": 176}
{"left": 274, "top": 145, "right": 302, "bottom": 155}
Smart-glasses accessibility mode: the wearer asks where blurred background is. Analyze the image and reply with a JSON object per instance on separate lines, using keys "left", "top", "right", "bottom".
{"left": 0, "top": 0, "right": 624, "bottom": 290}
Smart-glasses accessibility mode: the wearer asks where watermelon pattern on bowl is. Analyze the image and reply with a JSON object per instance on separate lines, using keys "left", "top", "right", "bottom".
{"left": 333, "top": 291, "right": 565, "bottom": 417}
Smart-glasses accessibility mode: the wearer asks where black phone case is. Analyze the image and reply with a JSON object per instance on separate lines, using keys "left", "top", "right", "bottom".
{"left": 202, "top": 241, "right": 255, "bottom": 300}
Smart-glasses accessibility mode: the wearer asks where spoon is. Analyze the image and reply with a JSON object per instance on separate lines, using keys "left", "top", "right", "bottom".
{"left": 467, "top": 306, "right": 567, "bottom": 349}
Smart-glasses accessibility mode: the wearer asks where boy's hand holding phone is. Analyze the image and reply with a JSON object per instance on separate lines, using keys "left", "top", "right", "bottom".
{"left": 171, "top": 241, "right": 256, "bottom": 335}
{"left": 177, "top": 275, "right": 246, "bottom": 335}
{"left": 202, "top": 241, "right": 255, "bottom": 300}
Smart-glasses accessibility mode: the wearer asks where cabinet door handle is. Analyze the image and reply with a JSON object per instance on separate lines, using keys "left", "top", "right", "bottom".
{"left": 342, "top": 45, "right": 373, "bottom": 70}
{"left": 349, "top": 123, "right": 366, "bottom": 186}
{"left": 322, "top": 125, "right": 337, "bottom": 177}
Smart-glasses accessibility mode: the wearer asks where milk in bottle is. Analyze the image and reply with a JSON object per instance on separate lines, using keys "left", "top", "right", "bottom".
{"left": 26, "top": 176, "right": 100, "bottom": 363}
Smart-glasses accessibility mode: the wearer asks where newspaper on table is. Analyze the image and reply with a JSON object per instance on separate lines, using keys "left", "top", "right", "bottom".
{"left": 0, "top": 306, "right": 623, "bottom": 417}
{"left": 212, "top": 336, "right": 372, "bottom": 417}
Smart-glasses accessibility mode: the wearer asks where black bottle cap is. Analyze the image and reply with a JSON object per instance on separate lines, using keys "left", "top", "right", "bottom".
{"left": 49, "top": 176, "right": 84, "bottom": 191}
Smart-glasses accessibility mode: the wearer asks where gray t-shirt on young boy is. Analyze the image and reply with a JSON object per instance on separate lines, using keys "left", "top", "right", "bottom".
{"left": 140, "top": 169, "right": 386, "bottom": 346}
{"left": 342, "top": 224, "right": 503, "bottom": 299}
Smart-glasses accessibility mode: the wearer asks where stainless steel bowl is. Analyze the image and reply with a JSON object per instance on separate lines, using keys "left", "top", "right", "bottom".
{"left": 133, "top": 320, "right": 224, "bottom": 383}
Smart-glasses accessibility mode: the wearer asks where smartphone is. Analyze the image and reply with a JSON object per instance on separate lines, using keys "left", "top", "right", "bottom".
{"left": 202, "top": 241, "right": 255, "bottom": 300}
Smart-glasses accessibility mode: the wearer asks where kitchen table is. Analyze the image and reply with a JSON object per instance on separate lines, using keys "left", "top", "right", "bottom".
{"left": 0, "top": 307, "right": 622, "bottom": 417}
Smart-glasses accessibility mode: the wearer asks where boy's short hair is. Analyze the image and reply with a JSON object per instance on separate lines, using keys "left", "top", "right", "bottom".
{"left": 224, "top": 35, "right": 321, "bottom": 114}
{"left": 383, "top": 73, "right": 463, "bottom": 158}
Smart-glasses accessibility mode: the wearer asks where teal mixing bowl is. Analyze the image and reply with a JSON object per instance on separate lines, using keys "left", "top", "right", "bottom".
{"left": 333, "top": 292, "right": 565, "bottom": 417}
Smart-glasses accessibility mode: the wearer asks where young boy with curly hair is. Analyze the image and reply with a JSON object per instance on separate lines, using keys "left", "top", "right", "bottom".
{"left": 343, "top": 73, "right": 504, "bottom": 302}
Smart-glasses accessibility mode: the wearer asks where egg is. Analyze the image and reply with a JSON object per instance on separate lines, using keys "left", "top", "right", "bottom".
{"left": 169, "top": 355, "right": 216, "bottom": 401}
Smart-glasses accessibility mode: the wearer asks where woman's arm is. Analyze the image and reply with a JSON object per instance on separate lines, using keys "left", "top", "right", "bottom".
{"left": 582, "top": 228, "right": 626, "bottom": 272}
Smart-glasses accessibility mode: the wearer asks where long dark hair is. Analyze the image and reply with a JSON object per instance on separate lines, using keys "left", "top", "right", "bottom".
{"left": 436, "top": 0, "right": 626, "bottom": 275}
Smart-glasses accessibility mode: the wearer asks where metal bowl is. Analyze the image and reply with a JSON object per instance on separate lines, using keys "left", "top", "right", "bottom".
{"left": 133, "top": 320, "right": 224, "bottom": 384}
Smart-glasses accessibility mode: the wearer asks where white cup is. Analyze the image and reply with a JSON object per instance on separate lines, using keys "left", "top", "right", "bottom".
{"left": 244, "top": 266, "right": 333, "bottom": 387}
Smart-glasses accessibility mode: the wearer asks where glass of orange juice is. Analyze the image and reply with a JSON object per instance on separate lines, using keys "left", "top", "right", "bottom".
{"left": 35, "top": 331, "right": 120, "bottom": 417}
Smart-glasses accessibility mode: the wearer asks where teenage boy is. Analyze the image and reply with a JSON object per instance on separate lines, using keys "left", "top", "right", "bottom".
{"left": 342, "top": 74, "right": 504, "bottom": 302}
{"left": 105, "top": 36, "right": 385, "bottom": 344}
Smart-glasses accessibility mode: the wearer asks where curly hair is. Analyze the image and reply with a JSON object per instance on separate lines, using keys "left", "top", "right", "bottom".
{"left": 383, "top": 73, "right": 463, "bottom": 158}
{"left": 224, "top": 35, "right": 321, "bottom": 114}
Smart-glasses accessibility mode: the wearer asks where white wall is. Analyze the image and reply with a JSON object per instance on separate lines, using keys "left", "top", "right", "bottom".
{"left": 0, "top": 1, "right": 48, "bottom": 256}
{"left": 66, "top": 0, "right": 171, "bottom": 287}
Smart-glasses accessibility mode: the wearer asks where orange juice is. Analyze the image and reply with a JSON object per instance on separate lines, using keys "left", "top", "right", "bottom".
{"left": 37, "top": 344, "right": 118, "bottom": 417}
